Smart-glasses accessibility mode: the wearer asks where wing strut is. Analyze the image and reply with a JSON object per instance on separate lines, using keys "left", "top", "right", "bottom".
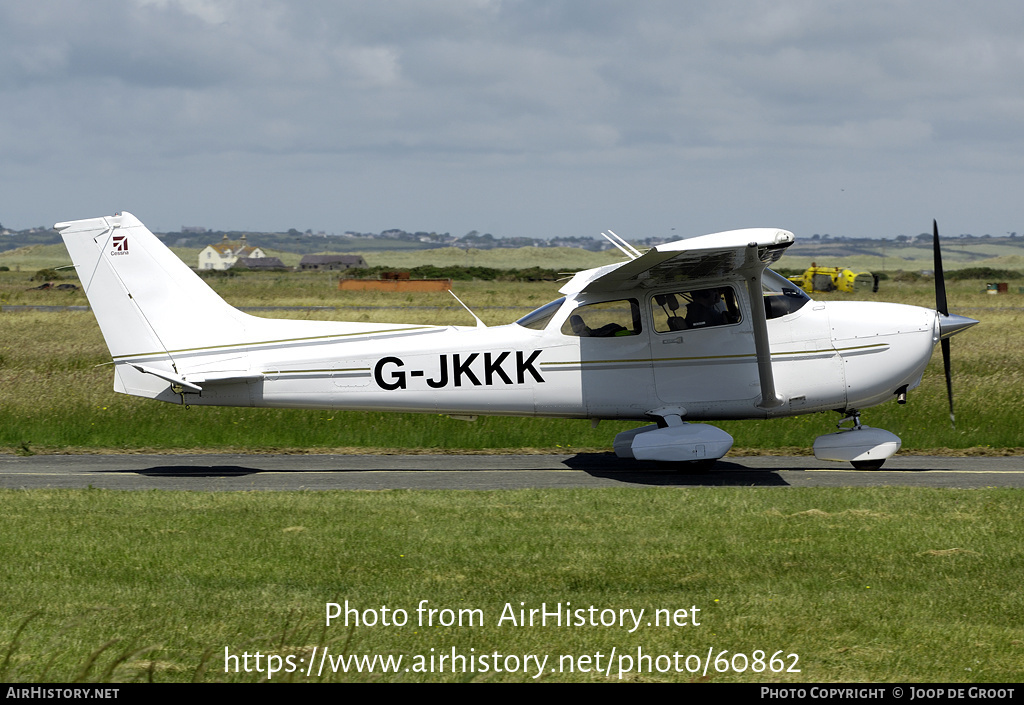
{"left": 742, "top": 243, "right": 783, "bottom": 410}
{"left": 602, "top": 230, "right": 642, "bottom": 259}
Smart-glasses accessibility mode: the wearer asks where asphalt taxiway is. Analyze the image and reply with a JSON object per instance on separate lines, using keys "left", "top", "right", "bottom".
{"left": 1, "top": 453, "right": 1022, "bottom": 491}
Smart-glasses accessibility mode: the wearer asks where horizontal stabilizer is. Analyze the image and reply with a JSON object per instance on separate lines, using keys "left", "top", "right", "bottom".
{"left": 130, "top": 364, "right": 203, "bottom": 393}
{"left": 187, "top": 370, "right": 264, "bottom": 384}
{"left": 128, "top": 364, "right": 265, "bottom": 393}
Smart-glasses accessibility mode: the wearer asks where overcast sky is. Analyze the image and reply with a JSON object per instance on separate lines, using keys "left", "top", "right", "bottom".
{"left": 1, "top": 1, "right": 1021, "bottom": 240}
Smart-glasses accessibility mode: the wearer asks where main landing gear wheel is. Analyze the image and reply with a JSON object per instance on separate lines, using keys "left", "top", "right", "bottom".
{"left": 678, "top": 459, "right": 717, "bottom": 473}
{"left": 851, "top": 459, "right": 886, "bottom": 471}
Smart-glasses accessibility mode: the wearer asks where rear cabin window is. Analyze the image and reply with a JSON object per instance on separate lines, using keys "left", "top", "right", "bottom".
{"left": 516, "top": 297, "right": 565, "bottom": 330}
{"left": 560, "top": 299, "right": 642, "bottom": 337}
{"left": 651, "top": 287, "right": 741, "bottom": 333}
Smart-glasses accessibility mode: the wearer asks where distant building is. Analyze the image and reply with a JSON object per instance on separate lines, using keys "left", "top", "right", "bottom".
{"left": 232, "top": 256, "right": 287, "bottom": 271}
{"left": 198, "top": 234, "right": 265, "bottom": 270}
{"left": 299, "top": 254, "right": 367, "bottom": 271}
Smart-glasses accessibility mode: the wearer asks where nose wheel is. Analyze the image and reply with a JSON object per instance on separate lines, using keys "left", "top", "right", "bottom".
{"left": 841, "top": 413, "right": 888, "bottom": 470}
{"left": 851, "top": 459, "right": 886, "bottom": 471}
{"left": 813, "top": 411, "right": 901, "bottom": 470}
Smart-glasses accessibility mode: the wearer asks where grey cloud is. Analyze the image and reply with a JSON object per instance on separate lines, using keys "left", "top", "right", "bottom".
{"left": 1, "top": 0, "right": 1022, "bottom": 236}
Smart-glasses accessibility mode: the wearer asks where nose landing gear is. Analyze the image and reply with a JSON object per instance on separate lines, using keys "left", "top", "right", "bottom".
{"left": 813, "top": 411, "right": 901, "bottom": 470}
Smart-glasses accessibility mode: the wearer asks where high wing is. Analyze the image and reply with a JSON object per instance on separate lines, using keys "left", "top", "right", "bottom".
{"left": 559, "top": 228, "right": 795, "bottom": 296}
{"left": 561, "top": 227, "right": 795, "bottom": 410}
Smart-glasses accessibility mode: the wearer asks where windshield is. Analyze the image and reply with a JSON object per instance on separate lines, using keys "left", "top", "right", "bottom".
{"left": 515, "top": 297, "right": 565, "bottom": 330}
{"left": 762, "top": 269, "right": 811, "bottom": 318}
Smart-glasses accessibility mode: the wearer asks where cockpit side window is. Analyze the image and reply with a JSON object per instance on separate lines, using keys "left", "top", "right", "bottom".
{"left": 515, "top": 297, "right": 565, "bottom": 330}
{"left": 560, "top": 299, "right": 642, "bottom": 337}
{"left": 762, "top": 270, "right": 811, "bottom": 319}
{"left": 651, "top": 287, "right": 740, "bottom": 333}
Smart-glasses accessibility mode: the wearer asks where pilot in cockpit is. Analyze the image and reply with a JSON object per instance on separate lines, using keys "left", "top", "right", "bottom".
{"left": 685, "top": 288, "right": 728, "bottom": 328}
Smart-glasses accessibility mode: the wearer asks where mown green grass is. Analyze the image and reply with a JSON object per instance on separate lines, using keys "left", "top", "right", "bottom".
{"left": 1, "top": 487, "right": 1021, "bottom": 683}
{"left": 0, "top": 273, "right": 1020, "bottom": 454}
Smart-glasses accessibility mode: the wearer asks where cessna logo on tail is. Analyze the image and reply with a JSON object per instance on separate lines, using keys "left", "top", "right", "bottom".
{"left": 111, "top": 234, "right": 129, "bottom": 255}
{"left": 374, "top": 351, "right": 544, "bottom": 390}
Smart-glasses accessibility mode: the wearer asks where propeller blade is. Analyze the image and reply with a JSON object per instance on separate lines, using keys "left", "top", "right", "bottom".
{"left": 941, "top": 337, "right": 955, "bottom": 428}
{"left": 933, "top": 220, "right": 955, "bottom": 427}
{"left": 933, "top": 219, "right": 948, "bottom": 316}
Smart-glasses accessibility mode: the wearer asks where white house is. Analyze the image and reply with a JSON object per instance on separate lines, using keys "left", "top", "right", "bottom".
{"left": 198, "top": 234, "right": 266, "bottom": 270}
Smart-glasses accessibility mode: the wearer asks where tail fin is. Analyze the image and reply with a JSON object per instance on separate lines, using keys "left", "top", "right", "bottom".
{"left": 58, "top": 212, "right": 435, "bottom": 402}
{"left": 57, "top": 212, "right": 377, "bottom": 401}
{"left": 56, "top": 212, "right": 269, "bottom": 399}
{"left": 56, "top": 212, "right": 254, "bottom": 360}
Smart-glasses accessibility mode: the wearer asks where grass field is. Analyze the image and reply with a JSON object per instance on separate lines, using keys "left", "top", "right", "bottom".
{"left": 5, "top": 237, "right": 1024, "bottom": 274}
{"left": 783, "top": 240, "right": 1024, "bottom": 275}
{"left": 0, "top": 242, "right": 622, "bottom": 272}
{"left": 1, "top": 487, "right": 1022, "bottom": 683}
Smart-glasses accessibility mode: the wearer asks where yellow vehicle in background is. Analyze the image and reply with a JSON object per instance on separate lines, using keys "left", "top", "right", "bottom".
{"left": 788, "top": 264, "right": 879, "bottom": 294}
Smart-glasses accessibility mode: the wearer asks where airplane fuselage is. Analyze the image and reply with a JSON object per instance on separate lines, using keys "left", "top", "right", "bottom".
{"left": 114, "top": 284, "right": 939, "bottom": 424}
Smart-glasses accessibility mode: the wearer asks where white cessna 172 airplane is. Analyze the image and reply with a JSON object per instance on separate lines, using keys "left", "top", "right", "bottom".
{"left": 56, "top": 212, "right": 977, "bottom": 470}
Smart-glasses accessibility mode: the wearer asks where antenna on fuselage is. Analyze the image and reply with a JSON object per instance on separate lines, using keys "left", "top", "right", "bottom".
{"left": 448, "top": 289, "right": 487, "bottom": 328}
{"left": 601, "top": 230, "right": 642, "bottom": 260}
